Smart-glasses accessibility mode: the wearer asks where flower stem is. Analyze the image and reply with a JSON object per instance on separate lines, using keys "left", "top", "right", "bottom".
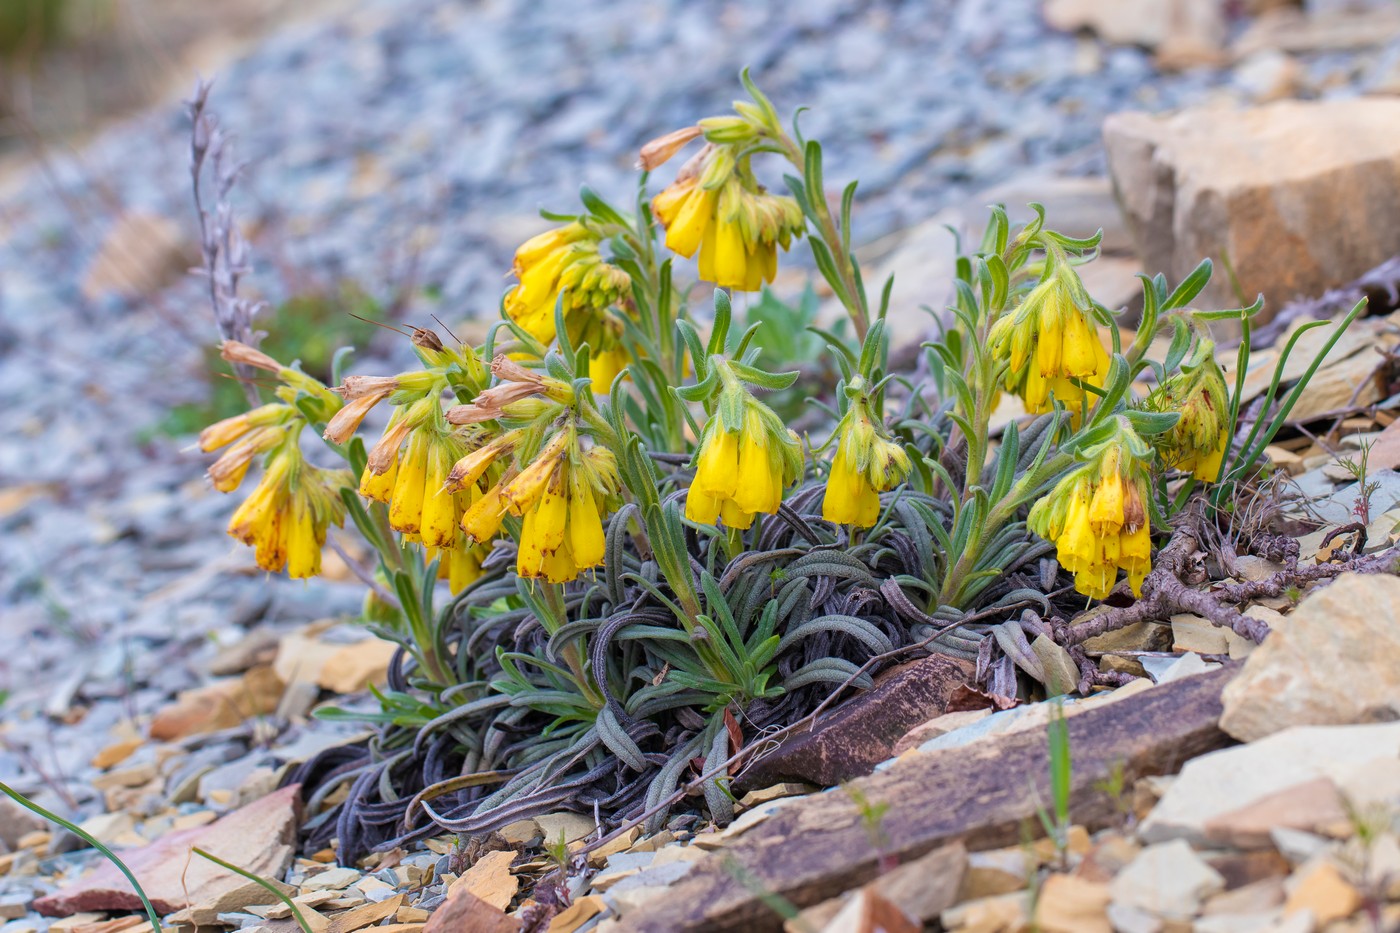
{"left": 773, "top": 134, "right": 870, "bottom": 342}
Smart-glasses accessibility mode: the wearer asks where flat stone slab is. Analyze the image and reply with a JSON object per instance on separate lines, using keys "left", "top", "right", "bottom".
{"left": 737, "top": 654, "right": 974, "bottom": 789}
{"left": 617, "top": 667, "right": 1236, "bottom": 932}
{"left": 35, "top": 784, "right": 301, "bottom": 916}
{"left": 1140, "top": 721, "right": 1400, "bottom": 845}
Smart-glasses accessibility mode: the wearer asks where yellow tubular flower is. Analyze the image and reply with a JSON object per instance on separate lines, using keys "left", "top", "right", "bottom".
{"left": 821, "top": 398, "right": 911, "bottom": 528}
{"left": 200, "top": 403, "right": 292, "bottom": 452}
{"left": 419, "top": 445, "right": 458, "bottom": 549}
{"left": 990, "top": 267, "right": 1110, "bottom": 419}
{"left": 285, "top": 495, "right": 321, "bottom": 579}
{"left": 568, "top": 471, "right": 606, "bottom": 569}
{"left": 225, "top": 444, "right": 350, "bottom": 579}
{"left": 466, "top": 425, "right": 617, "bottom": 583}
{"left": 462, "top": 482, "right": 510, "bottom": 542}
{"left": 1028, "top": 432, "right": 1153, "bottom": 601}
{"left": 388, "top": 431, "right": 430, "bottom": 535}
{"left": 505, "top": 223, "right": 631, "bottom": 347}
{"left": 651, "top": 145, "right": 803, "bottom": 292}
{"left": 207, "top": 426, "right": 285, "bottom": 493}
{"left": 685, "top": 395, "right": 801, "bottom": 529}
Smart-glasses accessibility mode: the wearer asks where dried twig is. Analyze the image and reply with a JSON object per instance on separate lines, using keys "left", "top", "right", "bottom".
{"left": 1065, "top": 497, "right": 1400, "bottom": 650}
{"left": 186, "top": 79, "right": 265, "bottom": 407}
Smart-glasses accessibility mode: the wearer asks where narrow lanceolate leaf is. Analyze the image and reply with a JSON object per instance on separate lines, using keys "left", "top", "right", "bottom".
{"left": 728, "top": 361, "right": 799, "bottom": 391}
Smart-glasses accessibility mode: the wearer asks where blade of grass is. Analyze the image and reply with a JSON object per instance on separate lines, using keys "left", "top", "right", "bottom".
{"left": 191, "top": 847, "right": 313, "bottom": 933}
{"left": 0, "top": 781, "right": 163, "bottom": 931}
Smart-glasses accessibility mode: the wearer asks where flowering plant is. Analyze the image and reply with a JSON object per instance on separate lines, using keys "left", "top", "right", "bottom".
{"left": 191, "top": 73, "right": 1355, "bottom": 855}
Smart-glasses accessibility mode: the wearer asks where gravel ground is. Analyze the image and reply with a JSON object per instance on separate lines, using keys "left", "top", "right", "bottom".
{"left": 0, "top": 0, "right": 1395, "bottom": 870}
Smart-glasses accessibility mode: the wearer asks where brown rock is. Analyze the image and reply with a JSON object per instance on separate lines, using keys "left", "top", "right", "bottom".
{"left": 1081, "top": 620, "right": 1172, "bottom": 655}
{"left": 90, "top": 740, "right": 143, "bottom": 771}
{"left": 961, "top": 847, "right": 1034, "bottom": 900}
{"left": 1235, "top": 6, "right": 1400, "bottom": 56}
{"left": 187, "top": 877, "right": 298, "bottom": 927}
{"left": 35, "top": 785, "right": 300, "bottom": 916}
{"left": 273, "top": 624, "right": 343, "bottom": 687}
{"left": 1220, "top": 573, "right": 1400, "bottom": 742}
{"left": 1098, "top": 655, "right": 1147, "bottom": 679}
{"left": 148, "top": 665, "right": 285, "bottom": 741}
{"left": 1202, "top": 876, "right": 1285, "bottom": 916}
{"left": 1202, "top": 849, "right": 1291, "bottom": 891}
{"left": 324, "top": 894, "right": 404, "bottom": 933}
{"left": 207, "top": 627, "right": 282, "bottom": 677}
{"left": 737, "top": 654, "right": 974, "bottom": 789}
{"left": 1203, "top": 777, "right": 1349, "bottom": 848}
{"left": 318, "top": 639, "right": 397, "bottom": 694}
{"left": 1284, "top": 859, "right": 1362, "bottom": 925}
{"left": 892, "top": 710, "right": 990, "bottom": 755}
{"left": 1075, "top": 833, "right": 1140, "bottom": 884}
{"left": 940, "top": 892, "right": 1031, "bottom": 933}
{"left": 818, "top": 888, "right": 919, "bottom": 933}
{"left": 1104, "top": 99, "right": 1400, "bottom": 317}
{"left": 614, "top": 666, "right": 1235, "bottom": 932}
{"left": 449, "top": 850, "right": 518, "bottom": 911}
{"left": 0, "top": 799, "right": 47, "bottom": 849}
{"left": 422, "top": 888, "right": 520, "bottom": 933}
{"left": 549, "top": 895, "right": 605, "bottom": 933}
{"left": 862, "top": 841, "right": 966, "bottom": 924}
{"left": 1033, "top": 873, "right": 1111, "bottom": 933}
{"left": 81, "top": 213, "right": 188, "bottom": 300}
{"left": 1043, "top": 0, "right": 1224, "bottom": 52}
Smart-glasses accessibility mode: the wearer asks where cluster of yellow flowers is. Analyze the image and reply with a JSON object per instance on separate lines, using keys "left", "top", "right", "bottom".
{"left": 340, "top": 350, "right": 619, "bottom": 588}
{"left": 198, "top": 84, "right": 1248, "bottom": 619}
{"left": 822, "top": 379, "right": 912, "bottom": 527}
{"left": 199, "top": 344, "right": 351, "bottom": 579}
{"left": 645, "top": 126, "right": 805, "bottom": 293}
{"left": 1151, "top": 339, "right": 1231, "bottom": 483}
{"left": 989, "top": 263, "right": 1110, "bottom": 420}
{"left": 685, "top": 396, "right": 802, "bottom": 529}
{"left": 1028, "top": 424, "right": 1154, "bottom": 600}
{"left": 449, "top": 424, "right": 619, "bottom": 584}
{"left": 504, "top": 223, "right": 634, "bottom": 386}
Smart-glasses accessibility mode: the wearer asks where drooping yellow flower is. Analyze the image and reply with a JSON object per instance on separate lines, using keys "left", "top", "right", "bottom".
{"left": 219, "top": 341, "right": 343, "bottom": 423}
{"left": 504, "top": 223, "right": 631, "bottom": 347}
{"left": 225, "top": 444, "right": 351, "bottom": 579}
{"left": 1150, "top": 339, "right": 1231, "bottom": 483}
{"left": 324, "top": 370, "right": 441, "bottom": 445}
{"left": 990, "top": 266, "right": 1111, "bottom": 419}
{"left": 822, "top": 394, "right": 911, "bottom": 528}
{"left": 201, "top": 403, "right": 300, "bottom": 494}
{"left": 1028, "top": 431, "right": 1153, "bottom": 600}
{"left": 355, "top": 397, "right": 473, "bottom": 550}
{"left": 686, "top": 398, "right": 802, "bottom": 530}
{"left": 463, "top": 425, "right": 619, "bottom": 583}
{"left": 206, "top": 425, "right": 287, "bottom": 493}
{"left": 651, "top": 146, "right": 803, "bottom": 292}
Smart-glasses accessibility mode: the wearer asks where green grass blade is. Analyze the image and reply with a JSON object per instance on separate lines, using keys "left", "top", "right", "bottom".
{"left": 192, "top": 847, "right": 312, "bottom": 933}
{"left": 0, "top": 782, "right": 163, "bottom": 931}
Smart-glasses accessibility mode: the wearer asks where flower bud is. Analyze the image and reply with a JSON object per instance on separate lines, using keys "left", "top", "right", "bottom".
{"left": 637, "top": 125, "right": 703, "bottom": 171}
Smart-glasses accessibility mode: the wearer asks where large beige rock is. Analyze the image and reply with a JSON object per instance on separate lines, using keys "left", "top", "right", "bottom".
{"left": 1044, "top": 0, "right": 1224, "bottom": 52}
{"left": 34, "top": 785, "right": 300, "bottom": 916}
{"left": 1220, "top": 573, "right": 1400, "bottom": 742}
{"left": 1104, "top": 99, "right": 1400, "bottom": 316}
{"left": 1140, "top": 722, "right": 1400, "bottom": 845}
